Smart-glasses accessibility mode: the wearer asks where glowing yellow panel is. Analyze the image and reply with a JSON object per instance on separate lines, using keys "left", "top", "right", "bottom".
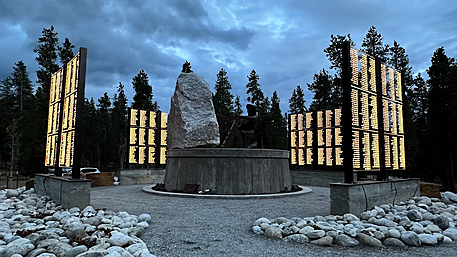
{"left": 335, "top": 147, "right": 343, "bottom": 166}
{"left": 351, "top": 89, "right": 359, "bottom": 126}
{"left": 399, "top": 136, "right": 406, "bottom": 168}
{"left": 361, "top": 54, "right": 368, "bottom": 91}
{"left": 307, "top": 131, "right": 313, "bottom": 147}
{"left": 361, "top": 92, "right": 369, "bottom": 130}
{"left": 148, "top": 129, "right": 155, "bottom": 145}
{"left": 392, "top": 137, "right": 399, "bottom": 170}
{"left": 326, "top": 128, "right": 332, "bottom": 147}
{"left": 297, "top": 114, "right": 304, "bottom": 131}
{"left": 370, "top": 95, "right": 378, "bottom": 130}
{"left": 161, "top": 113, "right": 167, "bottom": 129}
{"left": 318, "top": 129, "right": 324, "bottom": 146}
{"left": 129, "top": 146, "right": 137, "bottom": 164}
{"left": 130, "top": 109, "right": 138, "bottom": 126}
{"left": 398, "top": 104, "right": 404, "bottom": 134}
{"left": 161, "top": 130, "right": 167, "bottom": 146}
{"left": 139, "top": 128, "right": 146, "bottom": 145}
{"left": 388, "top": 67, "right": 395, "bottom": 100}
{"left": 371, "top": 134, "right": 380, "bottom": 169}
{"left": 138, "top": 146, "right": 146, "bottom": 164}
{"left": 130, "top": 128, "right": 137, "bottom": 144}
{"left": 291, "top": 132, "right": 297, "bottom": 147}
{"left": 298, "top": 148, "right": 305, "bottom": 165}
{"left": 335, "top": 128, "right": 342, "bottom": 146}
{"left": 306, "top": 112, "right": 312, "bottom": 129}
{"left": 140, "top": 110, "right": 148, "bottom": 127}
{"left": 396, "top": 71, "right": 402, "bottom": 101}
{"left": 160, "top": 147, "right": 166, "bottom": 164}
{"left": 369, "top": 57, "right": 376, "bottom": 92}
{"left": 391, "top": 102, "right": 397, "bottom": 134}
{"left": 334, "top": 109, "right": 341, "bottom": 126}
{"left": 148, "top": 146, "right": 155, "bottom": 164}
{"left": 383, "top": 99, "right": 390, "bottom": 131}
{"left": 290, "top": 149, "right": 297, "bottom": 165}
{"left": 381, "top": 64, "right": 387, "bottom": 96}
{"left": 325, "top": 110, "right": 332, "bottom": 128}
{"left": 350, "top": 48, "right": 358, "bottom": 85}
{"left": 150, "top": 111, "right": 157, "bottom": 127}
{"left": 318, "top": 148, "right": 324, "bottom": 165}
{"left": 326, "top": 148, "right": 333, "bottom": 166}
{"left": 353, "top": 131, "right": 360, "bottom": 169}
{"left": 362, "top": 132, "right": 371, "bottom": 170}
{"left": 306, "top": 148, "right": 313, "bottom": 164}
{"left": 385, "top": 135, "right": 391, "bottom": 168}
{"left": 298, "top": 131, "right": 305, "bottom": 147}
{"left": 290, "top": 114, "right": 297, "bottom": 131}
{"left": 317, "top": 111, "right": 323, "bottom": 128}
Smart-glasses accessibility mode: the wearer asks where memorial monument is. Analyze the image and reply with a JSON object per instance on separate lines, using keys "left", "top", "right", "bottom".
{"left": 163, "top": 62, "right": 291, "bottom": 194}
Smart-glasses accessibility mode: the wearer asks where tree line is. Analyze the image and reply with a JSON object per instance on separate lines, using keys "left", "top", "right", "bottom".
{"left": 1, "top": 25, "right": 456, "bottom": 191}
{"left": 287, "top": 26, "right": 457, "bottom": 191}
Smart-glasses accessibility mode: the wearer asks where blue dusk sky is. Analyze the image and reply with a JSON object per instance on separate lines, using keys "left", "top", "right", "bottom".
{"left": 1, "top": 0, "right": 456, "bottom": 113}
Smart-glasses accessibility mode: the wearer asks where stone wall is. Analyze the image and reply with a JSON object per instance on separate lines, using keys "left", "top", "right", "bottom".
{"left": 34, "top": 174, "right": 91, "bottom": 209}
{"left": 330, "top": 179, "right": 420, "bottom": 216}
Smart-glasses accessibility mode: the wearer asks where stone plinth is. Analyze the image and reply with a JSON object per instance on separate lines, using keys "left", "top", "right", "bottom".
{"left": 164, "top": 148, "right": 291, "bottom": 195}
{"left": 330, "top": 179, "right": 420, "bottom": 216}
{"left": 34, "top": 174, "right": 91, "bottom": 209}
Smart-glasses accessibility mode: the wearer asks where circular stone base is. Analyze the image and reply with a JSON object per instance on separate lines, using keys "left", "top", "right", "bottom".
{"left": 164, "top": 148, "right": 292, "bottom": 195}
{"left": 143, "top": 185, "right": 312, "bottom": 199}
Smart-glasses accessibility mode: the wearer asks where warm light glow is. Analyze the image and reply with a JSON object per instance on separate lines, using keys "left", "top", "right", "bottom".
{"left": 334, "top": 109, "right": 341, "bottom": 126}
{"left": 392, "top": 137, "right": 399, "bottom": 169}
{"left": 148, "top": 147, "right": 155, "bottom": 164}
{"left": 351, "top": 89, "right": 359, "bottom": 126}
{"left": 306, "top": 112, "right": 312, "bottom": 129}
{"left": 299, "top": 131, "right": 305, "bottom": 147}
{"left": 369, "top": 57, "right": 376, "bottom": 92}
{"left": 148, "top": 129, "right": 155, "bottom": 145}
{"left": 362, "top": 132, "right": 371, "bottom": 169}
{"left": 326, "top": 148, "right": 333, "bottom": 166}
{"left": 335, "top": 147, "right": 343, "bottom": 165}
{"left": 138, "top": 146, "right": 146, "bottom": 164}
{"left": 161, "top": 113, "right": 168, "bottom": 129}
{"left": 298, "top": 148, "right": 304, "bottom": 165}
{"left": 150, "top": 111, "right": 156, "bottom": 127}
{"left": 361, "top": 54, "right": 368, "bottom": 91}
{"left": 297, "top": 114, "right": 304, "bottom": 130}
{"left": 353, "top": 131, "right": 360, "bottom": 169}
{"left": 306, "top": 148, "right": 313, "bottom": 164}
{"left": 291, "top": 132, "right": 297, "bottom": 147}
{"left": 290, "top": 114, "right": 297, "bottom": 131}
{"left": 317, "top": 111, "right": 323, "bottom": 128}
{"left": 326, "top": 110, "right": 332, "bottom": 128}
{"left": 291, "top": 149, "right": 297, "bottom": 164}
{"left": 160, "top": 147, "right": 166, "bottom": 164}
{"left": 140, "top": 110, "right": 147, "bottom": 127}
{"left": 129, "top": 146, "right": 137, "bottom": 164}
{"left": 361, "top": 92, "right": 369, "bottom": 130}
{"left": 335, "top": 128, "right": 342, "bottom": 146}
{"left": 318, "top": 129, "right": 324, "bottom": 146}
{"left": 372, "top": 134, "right": 380, "bottom": 168}
{"left": 307, "top": 131, "right": 313, "bottom": 147}
{"left": 399, "top": 136, "right": 406, "bottom": 168}
{"left": 385, "top": 135, "right": 391, "bottom": 168}
{"left": 139, "top": 128, "right": 146, "bottom": 145}
{"left": 350, "top": 49, "right": 358, "bottom": 85}
{"left": 318, "top": 148, "right": 324, "bottom": 165}
{"left": 326, "top": 128, "right": 332, "bottom": 147}
{"left": 130, "top": 109, "right": 138, "bottom": 126}
{"left": 130, "top": 128, "right": 137, "bottom": 144}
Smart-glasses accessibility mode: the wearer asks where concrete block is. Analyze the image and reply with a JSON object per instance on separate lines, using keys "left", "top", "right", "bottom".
{"left": 330, "top": 179, "right": 420, "bottom": 216}
{"left": 34, "top": 174, "right": 91, "bottom": 209}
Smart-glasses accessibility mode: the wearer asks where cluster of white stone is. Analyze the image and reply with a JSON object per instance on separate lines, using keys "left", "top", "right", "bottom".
{"left": 0, "top": 187, "right": 156, "bottom": 257}
{"left": 253, "top": 192, "right": 457, "bottom": 247}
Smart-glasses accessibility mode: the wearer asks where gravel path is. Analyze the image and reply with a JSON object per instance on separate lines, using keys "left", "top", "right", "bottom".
{"left": 90, "top": 185, "right": 457, "bottom": 257}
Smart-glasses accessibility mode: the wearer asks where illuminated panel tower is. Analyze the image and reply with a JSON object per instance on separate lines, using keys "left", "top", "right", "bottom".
{"left": 45, "top": 48, "right": 87, "bottom": 178}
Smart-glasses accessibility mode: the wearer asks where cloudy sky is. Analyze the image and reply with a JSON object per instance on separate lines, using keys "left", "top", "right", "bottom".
{"left": 1, "top": 0, "right": 456, "bottom": 114}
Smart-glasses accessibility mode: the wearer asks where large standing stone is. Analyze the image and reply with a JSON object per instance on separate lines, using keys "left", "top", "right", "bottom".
{"left": 168, "top": 72, "right": 220, "bottom": 149}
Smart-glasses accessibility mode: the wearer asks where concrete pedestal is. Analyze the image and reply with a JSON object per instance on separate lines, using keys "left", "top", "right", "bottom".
{"left": 330, "top": 179, "right": 420, "bottom": 216}
{"left": 164, "top": 148, "right": 291, "bottom": 194}
{"left": 34, "top": 174, "right": 91, "bottom": 209}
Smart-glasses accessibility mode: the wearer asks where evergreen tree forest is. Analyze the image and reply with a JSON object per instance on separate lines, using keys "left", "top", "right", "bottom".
{"left": 0, "top": 25, "right": 456, "bottom": 191}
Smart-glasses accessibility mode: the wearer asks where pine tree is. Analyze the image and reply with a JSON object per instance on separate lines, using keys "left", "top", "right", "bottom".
{"left": 213, "top": 68, "right": 234, "bottom": 115}
{"left": 233, "top": 95, "right": 243, "bottom": 116}
{"left": 307, "top": 69, "right": 337, "bottom": 110}
{"left": 34, "top": 26, "right": 60, "bottom": 100}
{"left": 58, "top": 38, "right": 75, "bottom": 65}
{"left": 11, "top": 61, "right": 35, "bottom": 110}
{"left": 83, "top": 98, "right": 98, "bottom": 166}
{"left": 246, "top": 69, "right": 265, "bottom": 111}
{"left": 324, "top": 34, "right": 355, "bottom": 75}
{"left": 112, "top": 82, "right": 128, "bottom": 169}
{"left": 132, "top": 70, "right": 159, "bottom": 111}
{"left": 361, "top": 26, "right": 389, "bottom": 62}
{"left": 426, "top": 47, "right": 456, "bottom": 191}
{"left": 97, "top": 93, "right": 112, "bottom": 168}
{"left": 267, "top": 91, "right": 287, "bottom": 149}
{"left": 288, "top": 85, "right": 307, "bottom": 114}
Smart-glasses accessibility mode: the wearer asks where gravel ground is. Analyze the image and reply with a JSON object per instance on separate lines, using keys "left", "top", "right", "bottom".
{"left": 90, "top": 185, "right": 457, "bottom": 257}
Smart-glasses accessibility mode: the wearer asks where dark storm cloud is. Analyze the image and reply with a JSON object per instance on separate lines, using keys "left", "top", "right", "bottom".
{"left": 1, "top": 0, "right": 456, "bottom": 113}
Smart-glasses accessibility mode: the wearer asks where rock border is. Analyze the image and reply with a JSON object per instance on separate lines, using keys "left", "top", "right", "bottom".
{"left": 252, "top": 192, "right": 457, "bottom": 247}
